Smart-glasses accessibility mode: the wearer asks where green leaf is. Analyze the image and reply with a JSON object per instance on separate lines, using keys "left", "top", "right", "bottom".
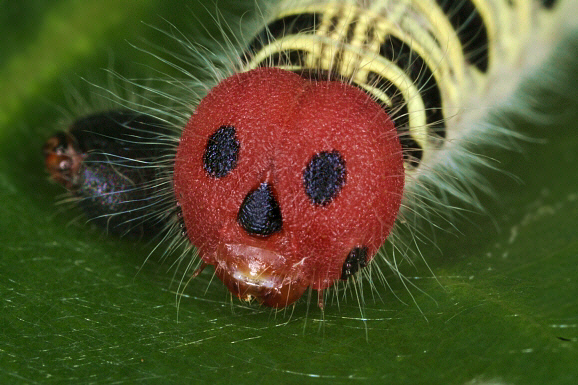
{"left": 1, "top": 1, "right": 577, "bottom": 383}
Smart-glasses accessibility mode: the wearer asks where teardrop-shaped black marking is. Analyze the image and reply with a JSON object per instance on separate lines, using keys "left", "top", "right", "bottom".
{"left": 238, "top": 183, "right": 283, "bottom": 236}
{"left": 341, "top": 247, "right": 369, "bottom": 280}
{"left": 303, "top": 150, "right": 347, "bottom": 206}
{"left": 203, "top": 126, "right": 240, "bottom": 178}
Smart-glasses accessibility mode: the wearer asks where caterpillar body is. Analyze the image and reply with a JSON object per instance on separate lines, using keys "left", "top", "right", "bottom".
{"left": 43, "top": 0, "right": 577, "bottom": 309}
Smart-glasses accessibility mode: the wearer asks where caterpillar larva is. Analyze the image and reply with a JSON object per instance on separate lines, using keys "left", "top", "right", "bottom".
{"left": 43, "top": 0, "right": 577, "bottom": 309}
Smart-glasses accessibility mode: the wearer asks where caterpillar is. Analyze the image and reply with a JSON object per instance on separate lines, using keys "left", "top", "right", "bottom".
{"left": 43, "top": 0, "right": 577, "bottom": 309}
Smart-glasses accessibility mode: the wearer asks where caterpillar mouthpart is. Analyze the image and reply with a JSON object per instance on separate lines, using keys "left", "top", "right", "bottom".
{"left": 213, "top": 243, "right": 309, "bottom": 308}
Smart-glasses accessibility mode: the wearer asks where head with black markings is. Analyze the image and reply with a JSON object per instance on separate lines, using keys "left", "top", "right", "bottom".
{"left": 174, "top": 67, "right": 405, "bottom": 308}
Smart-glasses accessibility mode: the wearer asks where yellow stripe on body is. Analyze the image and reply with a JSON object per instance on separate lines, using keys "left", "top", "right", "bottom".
{"left": 244, "top": 0, "right": 556, "bottom": 171}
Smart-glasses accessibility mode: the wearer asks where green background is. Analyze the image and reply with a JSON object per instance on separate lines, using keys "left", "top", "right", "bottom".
{"left": 1, "top": 1, "right": 577, "bottom": 383}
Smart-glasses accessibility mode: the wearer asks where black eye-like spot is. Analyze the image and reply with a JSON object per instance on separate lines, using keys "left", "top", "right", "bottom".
{"left": 238, "top": 183, "right": 283, "bottom": 236}
{"left": 303, "top": 150, "right": 346, "bottom": 206}
{"left": 340, "top": 247, "right": 368, "bottom": 280}
{"left": 203, "top": 126, "right": 240, "bottom": 178}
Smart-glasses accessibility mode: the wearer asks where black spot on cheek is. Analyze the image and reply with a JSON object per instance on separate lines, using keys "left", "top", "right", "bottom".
{"left": 203, "top": 126, "right": 240, "bottom": 178}
{"left": 341, "top": 247, "right": 368, "bottom": 280}
{"left": 238, "top": 183, "right": 283, "bottom": 236}
{"left": 303, "top": 150, "right": 347, "bottom": 206}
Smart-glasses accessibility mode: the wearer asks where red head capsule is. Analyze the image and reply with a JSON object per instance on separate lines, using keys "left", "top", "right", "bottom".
{"left": 174, "top": 67, "right": 404, "bottom": 308}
